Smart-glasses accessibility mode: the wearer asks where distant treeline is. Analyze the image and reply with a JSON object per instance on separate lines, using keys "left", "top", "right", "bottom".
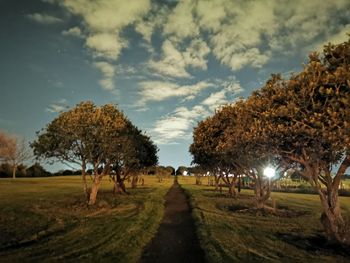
{"left": 0, "top": 163, "right": 81, "bottom": 178}
{"left": 0, "top": 163, "right": 180, "bottom": 178}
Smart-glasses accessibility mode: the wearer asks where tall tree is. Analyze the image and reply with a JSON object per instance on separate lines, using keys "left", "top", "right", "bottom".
{"left": 250, "top": 39, "right": 350, "bottom": 244}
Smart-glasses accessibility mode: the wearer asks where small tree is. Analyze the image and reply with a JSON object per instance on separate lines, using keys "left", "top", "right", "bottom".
{"left": 0, "top": 130, "right": 31, "bottom": 178}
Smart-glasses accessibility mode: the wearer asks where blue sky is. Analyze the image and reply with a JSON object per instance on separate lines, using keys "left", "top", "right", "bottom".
{"left": 0, "top": 0, "right": 349, "bottom": 171}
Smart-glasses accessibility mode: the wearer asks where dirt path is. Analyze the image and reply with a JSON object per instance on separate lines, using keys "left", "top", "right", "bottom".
{"left": 140, "top": 178, "right": 206, "bottom": 263}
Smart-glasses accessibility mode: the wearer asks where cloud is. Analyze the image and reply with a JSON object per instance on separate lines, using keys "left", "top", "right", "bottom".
{"left": 27, "top": 13, "right": 63, "bottom": 24}
{"left": 62, "top": 0, "right": 151, "bottom": 32}
{"left": 147, "top": 40, "right": 191, "bottom": 78}
{"left": 135, "top": 5, "right": 169, "bottom": 43}
{"left": 147, "top": 76, "right": 243, "bottom": 144}
{"left": 159, "top": 0, "right": 350, "bottom": 71}
{"left": 163, "top": 0, "right": 199, "bottom": 41}
{"left": 86, "top": 33, "right": 127, "bottom": 60}
{"left": 61, "top": 0, "right": 151, "bottom": 92}
{"left": 93, "top": 62, "right": 116, "bottom": 91}
{"left": 62, "top": 27, "right": 83, "bottom": 38}
{"left": 202, "top": 79, "right": 244, "bottom": 111}
{"left": 46, "top": 99, "right": 69, "bottom": 113}
{"left": 202, "top": 90, "right": 227, "bottom": 111}
{"left": 147, "top": 38, "right": 210, "bottom": 78}
{"left": 152, "top": 105, "right": 209, "bottom": 144}
{"left": 137, "top": 80, "right": 214, "bottom": 105}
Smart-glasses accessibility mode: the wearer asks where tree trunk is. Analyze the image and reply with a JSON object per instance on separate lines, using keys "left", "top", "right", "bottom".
{"left": 238, "top": 175, "right": 241, "bottom": 193}
{"left": 12, "top": 164, "right": 17, "bottom": 179}
{"left": 254, "top": 176, "right": 270, "bottom": 209}
{"left": 214, "top": 175, "right": 220, "bottom": 191}
{"left": 88, "top": 176, "right": 101, "bottom": 205}
{"left": 228, "top": 184, "right": 236, "bottom": 197}
{"left": 317, "top": 184, "right": 349, "bottom": 245}
{"left": 114, "top": 173, "right": 127, "bottom": 194}
{"left": 131, "top": 175, "right": 138, "bottom": 189}
{"left": 81, "top": 161, "right": 89, "bottom": 202}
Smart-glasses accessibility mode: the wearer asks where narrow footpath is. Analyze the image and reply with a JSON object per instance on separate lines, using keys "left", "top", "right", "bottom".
{"left": 140, "top": 178, "right": 206, "bottom": 263}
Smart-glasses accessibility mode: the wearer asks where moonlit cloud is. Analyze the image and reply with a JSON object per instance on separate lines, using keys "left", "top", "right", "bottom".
{"left": 61, "top": 0, "right": 151, "bottom": 92}
{"left": 137, "top": 80, "right": 214, "bottom": 106}
{"left": 147, "top": 38, "right": 210, "bottom": 78}
{"left": 150, "top": 77, "right": 244, "bottom": 144}
{"left": 62, "top": 27, "right": 83, "bottom": 38}
{"left": 152, "top": 105, "right": 209, "bottom": 144}
{"left": 94, "top": 61, "right": 116, "bottom": 91}
{"left": 163, "top": 0, "right": 199, "bottom": 41}
{"left": 46, "top": 99, "right": 69, "bottom": 113}
{"left": 27, "top": 13, "right": 63, "bottom": 24}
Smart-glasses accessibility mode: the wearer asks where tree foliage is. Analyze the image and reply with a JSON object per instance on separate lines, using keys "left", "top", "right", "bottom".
{"left": 190, "top": 37, "right": 350, "bottom": 245}
{"left": 32, "top": 101, "right": 158, "bottom": 205}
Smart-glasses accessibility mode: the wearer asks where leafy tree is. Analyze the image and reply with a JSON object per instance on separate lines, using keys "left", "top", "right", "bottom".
{"left": 112, "top": 128, "right": 158, "bottom": 190}
{"left": 26, "top": 163, "right": 51, "bottom": 177}
{"left": 31, "top": 101, "right": 141, "bottom": 205}
{"left": 249, "top": 39, "right": 350, "bottom": 244}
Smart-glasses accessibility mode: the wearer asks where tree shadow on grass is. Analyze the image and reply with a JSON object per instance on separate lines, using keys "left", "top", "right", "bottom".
{"left": 275, "top": 232, "right": 350, "bottom": 257}
{"left": 223, "top": 203, "right": 310, "bottom": 218}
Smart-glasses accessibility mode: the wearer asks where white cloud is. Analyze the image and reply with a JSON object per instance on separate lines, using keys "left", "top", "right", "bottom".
{"left": 62, "top": 27, "right": 83, "bottom": 38}
{"left": 86, "top": 33, "right": 127, "bottom": 60}
{"left": 148, "top": 38, "right": 210, "bottom": 78}
{"left": 206, "top": 1, "right": 276, "bottom": 70}
{"left": 195, "top": 0, "right": 226, "bottom": 33}
{"left": 137, "top": 80, "right": 214, "bottom": 105}
{"left": 161, "top": 0, "right": 350, "bottom": 71}
{"left": 61, "top": 0, "right": 152, "bottom": 92}
{"left": 27, "top": 13, "right": 63, "bottom": 24}
{"left": 135, "top": 5, "right": 169, "bottom": 43}
{"left": 183, "top": 39, "right": 210, "bottom": 70}
{"left": 62, "top": 0, "right": 151, "bottom": 32}
{"left": 46, "top": 99, "right": 69, "bottom": 113}
{"left": 146, "top": 76, "right": 243, "bottom": 144}
{"left": 202, "top": 79, "right": 244, "bottom": 111}
{"left": 63, "top": 0, "right": 151, "bottom": 61}
{"left": 94, "top": 62, "right": 115, "bottom": 78}
{"left": 202, "top": 90, "right": 227, "bottom": 111}
{"left": 148, "top": 40, "right": 190, "bottom": 78}
{"left": 94, "top": 62, "right": 116, "bottom": 91}
{"left": 152, "top": 105, "right": 209, "bottom": 144}
{"left": 163, "top": 0, "right": 199, "bottom": 41}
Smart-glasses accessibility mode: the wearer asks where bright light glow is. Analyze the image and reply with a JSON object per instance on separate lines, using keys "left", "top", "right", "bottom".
{"left": 183, "top": 171, "right": 188, "bottom": 176}
{"left": 264, "top": 167, "right": 275, "bottom": 178}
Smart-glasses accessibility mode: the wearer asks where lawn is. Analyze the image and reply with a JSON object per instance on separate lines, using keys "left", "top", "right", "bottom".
{"left": 179, "top": 176, "right": 350, "bottom": 263}
{"left": 0, "top": 175, "right": 173, "bottom": 262}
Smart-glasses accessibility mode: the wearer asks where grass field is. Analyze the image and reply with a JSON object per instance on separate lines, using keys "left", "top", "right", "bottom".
{"left": 0, "top": 175, "right": 173, "bottom": 262}
{"left": 179, "top": 176, "right": 350, "bottom": 263}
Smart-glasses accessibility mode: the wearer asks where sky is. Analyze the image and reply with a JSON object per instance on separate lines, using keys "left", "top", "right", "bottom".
{"left": 0, "top": 0, "right": 349, "bottom": 172}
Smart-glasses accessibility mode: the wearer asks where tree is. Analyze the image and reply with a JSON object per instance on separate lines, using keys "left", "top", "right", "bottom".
{"left": 26, "top": 163, "right": 51, "bottom": 177}
{"left": 190, "top": 107, "right": 240, "bottom": 196}
{"left": 0, "top": 130, "right": 31, "bottom": 178}
{"left": 32, "top": 101, "right": 135, "bottom": 205}
{"left": 249, "top": 38, "right": 350, "bottom": 244}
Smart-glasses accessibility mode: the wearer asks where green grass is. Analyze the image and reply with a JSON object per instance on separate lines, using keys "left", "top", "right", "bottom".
{"left": 0, "top": 175, "right": 173, "bottom": 262}
{"left": 179, "top": 176, "right": 350, "bottom": 263}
